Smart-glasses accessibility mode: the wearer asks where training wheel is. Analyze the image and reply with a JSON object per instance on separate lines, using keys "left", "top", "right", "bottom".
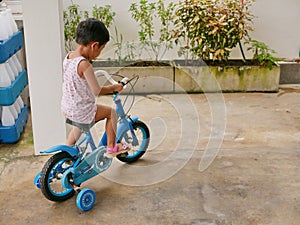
{"left": 76, "top": 188, "right": 96, "bottom": 211}
{"left": 34, "top": 172, "right": 41, "bottom": 189}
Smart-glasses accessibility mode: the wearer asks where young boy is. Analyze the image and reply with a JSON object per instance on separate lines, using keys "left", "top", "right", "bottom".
{"left": 61, "top": 18, "right": 130, "bottom": 156}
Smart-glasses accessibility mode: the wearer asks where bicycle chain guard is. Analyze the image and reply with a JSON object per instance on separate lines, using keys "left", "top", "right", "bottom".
{"left": 63, "top": 147, "right": 112, "bottom": 187}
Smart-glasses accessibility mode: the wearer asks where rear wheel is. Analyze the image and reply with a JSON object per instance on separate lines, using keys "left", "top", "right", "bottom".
{"left": 117, "top": 120, "right": 150, "bottom": 163}
{"left": 40, "top": 152, "right": 76, "bottom": 202}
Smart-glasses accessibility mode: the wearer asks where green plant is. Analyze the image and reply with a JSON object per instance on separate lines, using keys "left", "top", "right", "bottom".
{"left": 63, "top": 2, "right": 117, "bottom": 52}
{"left": 124, "top": 41, "right": 137, "bottom": 61}
{"left": 63, "top": 3, "right": 82, "bottom": 52}
{"left": 91, "top": 5, "right": 125, "bottom": 63}
{"left": 91, "top": 5, "right": 115, "bottom": 29}
{"left": 112, "top": 26, "right": 125, "bottom": 64}
{"left": 173, "top": 0, "right": 255, "bottom": 61}
{"left": 129, "top": 0, "right": 176, "bottom": 61}
{"left": 246, "top": 39, "right": 278, "bottom": 69}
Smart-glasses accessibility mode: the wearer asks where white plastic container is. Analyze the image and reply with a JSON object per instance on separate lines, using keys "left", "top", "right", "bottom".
{"left": 0, "top": 63, "right": 12, "bottom": 87}
{"left": 0, "top": 11, "right": 13, "bottom": 39}
{"left": 4, "top": 62, "right": 15, "bottom": 82}
{"left": 13, "top": 100, "right": 21, "bottom": 114}
{"left": 12, "top": 54, "right": 22, "bottom": 73}
{"left": 8, "top": 104, "right": 18, "bottom": 119}
{"left": 6, "top": 8, "right": 18, "bottom": 34}
{"left": 8, "top": 57, "right": 19, "bottom": 78}
{"left": 0, "top": 11, "right": 10, "bottom": 41}
{"left": 1, "top": 106, "right": 15, "bottom": 126}
{"left": 17, "top": 96, "right": 24, "bottom": 108}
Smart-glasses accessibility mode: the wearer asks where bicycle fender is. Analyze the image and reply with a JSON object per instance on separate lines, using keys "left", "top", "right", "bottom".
{"left": 127, "top": 116, "right": 139, "bottom": 146}
{"left": 118, "top": 116, "right": 138, "bottom": 134}
{"left": 40, "top": 145, "right": 79, "bottom": 157}
{"left": 128, "top": 116, "right": 139, "bottom": 124}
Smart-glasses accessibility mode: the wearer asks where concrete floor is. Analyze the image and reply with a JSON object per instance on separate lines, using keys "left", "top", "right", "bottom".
{"left": 0, "top": 90, "right": 300, "bottom": 225}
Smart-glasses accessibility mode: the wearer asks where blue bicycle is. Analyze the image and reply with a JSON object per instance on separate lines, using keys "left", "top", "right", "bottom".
{"left": 34, "top": 71, "right": 150, "bottom": 211}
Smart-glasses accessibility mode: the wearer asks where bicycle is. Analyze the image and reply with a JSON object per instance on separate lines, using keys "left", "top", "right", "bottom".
{"left": 34, "top": 70, "right": 150, "bottom": 211}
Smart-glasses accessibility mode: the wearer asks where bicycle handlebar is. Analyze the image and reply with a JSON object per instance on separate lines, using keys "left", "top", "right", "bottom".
{"left": 94, "top": 70, "right": 139, "bottom": 112}
{"left": 94, "top": 69, "right": 139, "bottom": 89}
{"left": 94, "top": 70, "right": 118, "bottom": 85}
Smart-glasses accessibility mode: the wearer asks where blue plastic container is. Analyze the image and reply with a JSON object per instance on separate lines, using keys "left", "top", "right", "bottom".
{"left": 0, "top": 30, "right": 24, "bottom": 63}
{"left": 0, "top": 105, "right": 28, "bottom": 143}
{"left": 0, "top": 69, "right": 28, "bottom": 106}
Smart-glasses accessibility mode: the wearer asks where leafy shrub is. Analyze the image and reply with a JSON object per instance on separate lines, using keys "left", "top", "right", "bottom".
{"left": 63, "top": 3, "right": 82, "bottom": 52}
{"left": 173, "top": 0, "right": 255, "bottom": 61}
{"left": 129, "top": 0, "right": 176, "bottom": 60}
{"left": 246, "top": 39, "right": 278, "bottom": 69}
{"left": 63, "top": 3, "right": 116, "bottom": 52}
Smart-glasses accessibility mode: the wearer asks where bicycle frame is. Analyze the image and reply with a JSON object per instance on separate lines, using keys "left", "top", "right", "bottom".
{"left": 39, "top": 92, "right": 140, "bottom": 187}
{"left": 41, "top": 93, "right": 139, "bottom": 157}
{"left": 98, "top": 93, "right": 139, "bottom": 148}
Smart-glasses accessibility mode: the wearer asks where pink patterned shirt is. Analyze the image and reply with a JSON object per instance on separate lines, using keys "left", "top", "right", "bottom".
{"left": 61, "top": 55, "right": 97, "bottom": 124}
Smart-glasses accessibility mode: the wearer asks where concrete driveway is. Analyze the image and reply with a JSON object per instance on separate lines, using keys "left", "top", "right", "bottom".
{"left": 0, "top": 90, "right": 299, "bottom": 225}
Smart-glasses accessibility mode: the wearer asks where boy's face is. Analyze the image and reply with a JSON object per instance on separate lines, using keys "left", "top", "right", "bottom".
{"left": 90, "top": 42, "right": 106, "bottom": 60}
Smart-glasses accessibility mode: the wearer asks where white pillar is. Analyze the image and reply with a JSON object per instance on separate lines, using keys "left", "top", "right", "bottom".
{"left": 22, "top": 0, "right": 66, "bottom": 154}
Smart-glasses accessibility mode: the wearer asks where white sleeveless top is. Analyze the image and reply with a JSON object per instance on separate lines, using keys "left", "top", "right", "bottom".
{"left": 61, "top": 55, "right": 97, "bottom": 124}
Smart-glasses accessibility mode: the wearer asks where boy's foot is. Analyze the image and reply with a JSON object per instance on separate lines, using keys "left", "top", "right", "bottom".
{"left": 106, "top": 143, "right": 130, "bottom": 158}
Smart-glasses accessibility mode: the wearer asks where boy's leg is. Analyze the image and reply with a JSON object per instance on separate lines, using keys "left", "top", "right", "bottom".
{"left": 95, "top": 104, "right": 117, "bottom": 148}
{"left": 66, "top": 126, "right": 81, "bottom": 146}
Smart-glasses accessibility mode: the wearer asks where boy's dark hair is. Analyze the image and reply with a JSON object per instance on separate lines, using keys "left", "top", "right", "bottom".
{"left": 76, "top": 18, "right": 110, "bottom": 46}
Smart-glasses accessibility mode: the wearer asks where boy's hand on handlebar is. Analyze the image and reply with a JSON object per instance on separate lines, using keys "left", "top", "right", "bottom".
{"left": 113, "top": 83, "right": 124, "bottom": 93}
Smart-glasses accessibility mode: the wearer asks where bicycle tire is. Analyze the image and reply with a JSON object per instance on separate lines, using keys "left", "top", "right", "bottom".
{"left": 117, "top": 120, "right": 150, "bottom": 163}
{"left": 40, "top": 152, "right": 75, "bottom": 202}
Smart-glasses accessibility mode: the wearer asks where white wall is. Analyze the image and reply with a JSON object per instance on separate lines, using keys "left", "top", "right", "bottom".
{"left": 250, "top": 0, "right": 300, "bottom": 59}
{"left": 63, "top": 0, "right": 300, "bottom": 59}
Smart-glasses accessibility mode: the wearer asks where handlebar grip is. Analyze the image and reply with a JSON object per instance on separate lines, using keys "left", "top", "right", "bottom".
{"left": 119, "top": 81, "right": 126, "bottom": 86}
{"left": 120, "top": 77, "right": 129, "bottom": 86}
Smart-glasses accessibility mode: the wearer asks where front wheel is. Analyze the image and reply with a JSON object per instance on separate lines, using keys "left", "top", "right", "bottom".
{"left": 40, "top": 152, "right": 76, "bottom": 202}
{"left": 117, "top": 120, "right": 150, "bottom": 163}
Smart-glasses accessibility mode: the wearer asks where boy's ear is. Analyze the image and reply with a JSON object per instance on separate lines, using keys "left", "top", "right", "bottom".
{"left": 91, "top": 42, "right": 99, "bottom": 49}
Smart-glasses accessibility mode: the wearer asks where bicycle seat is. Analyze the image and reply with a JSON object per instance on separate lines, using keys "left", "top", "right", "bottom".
{"left": 66, "top": 118, "right": 95, "bottom": 132}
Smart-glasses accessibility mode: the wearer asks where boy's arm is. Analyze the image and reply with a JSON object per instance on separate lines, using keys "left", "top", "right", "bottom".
{"left": 80, "top": 61, "right": 122, "bottom": 95}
